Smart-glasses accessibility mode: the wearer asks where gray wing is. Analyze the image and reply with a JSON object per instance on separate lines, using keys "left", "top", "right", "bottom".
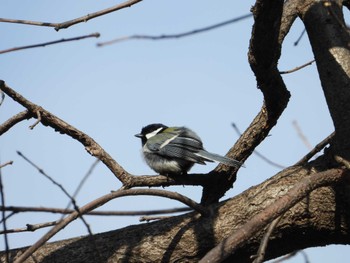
{"left": 147, "top": 127, "right": 211, "bottom": 164}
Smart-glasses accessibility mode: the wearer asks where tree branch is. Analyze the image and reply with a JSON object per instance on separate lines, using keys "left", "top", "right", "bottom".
{"left": 0, "top": 167, "right": 10, "bottom": 263}
{"left": 0, "top": 81, "right": 217, "bottom": 190}
{"left": 252, "top": 216, "right": 283, "bottom": 263}
{"left": 201, "top": 0, "right": 291, "bottom": 205}
{"left": 0, "top": 110, "right": 32, "bottom": 135}
{"left": 299, "top": 0, "right": 350, "bottom": 158}
{"left": 279, "top": 59, "right": 315, "bottom": 74}
{"left": 295, "top": 132, "right": 335, "bottom": 165}
{"left": 0, "top": 205, "right": 191, "bottom": 217}
{"left": 199, "top": 168, "right": 346, "bottom": 263}
{"left": 97, "top": 13, "right": 252, "bottom": 46}
{"left": 12, "top": 188, "right": 207, "bottom": 263}
{"left": 3, "top": 161, "right": 350, "bottom": 263}
{"left": 0, "top": 33, "right": 100, "bottom": 55}
{"left": 0, "top": 0, "right": 143, "bottom": 31}
{"left": 0, "top": 80, "right": 131, "bottom": 184}
{"left": 0, "top": 161, "right": 13, "bottom": 169}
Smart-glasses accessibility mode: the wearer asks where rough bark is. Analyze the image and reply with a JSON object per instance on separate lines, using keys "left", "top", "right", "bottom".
{"left": 299, "top": 0, "right": 350, "bottom": 158}
{"left": 2, "top": 156, "right": 350, "bottom": 263}
{"left": 201, "top": 0, "right": 291, "bottom": 205}
{"left": 1, "top": 0, "right": 350, "bottom": 262}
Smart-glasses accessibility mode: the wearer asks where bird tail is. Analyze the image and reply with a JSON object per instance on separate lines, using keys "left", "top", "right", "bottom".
{"left": 196, "top": 150, "right": 243, "bottom": 168}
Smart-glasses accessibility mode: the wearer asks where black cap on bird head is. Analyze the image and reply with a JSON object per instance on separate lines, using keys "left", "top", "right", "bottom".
{"left": 135, "top": 123, "right": 168, "bottom": 145}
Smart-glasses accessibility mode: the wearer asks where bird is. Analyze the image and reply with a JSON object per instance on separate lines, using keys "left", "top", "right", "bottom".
{"left": 135, "top": 123, "right": 243, "bottom": 175}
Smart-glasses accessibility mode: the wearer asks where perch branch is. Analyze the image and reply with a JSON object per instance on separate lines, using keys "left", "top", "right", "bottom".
{"left": 0, "top": 81, "right": 212, "bottom": 189}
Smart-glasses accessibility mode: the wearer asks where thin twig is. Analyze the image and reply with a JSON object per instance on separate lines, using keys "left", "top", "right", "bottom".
{"left": 0, "top": 220, "right": 58, "bottom": 235}
{"left": 16, "top": 151, "right": 94, "bottom": 238}
{"left": 271, "top": 250, "right": 309, "bottom": 263}
{"left": 279, "top": 60, "right": 315, "bottom": 74}
{"left": 292, "top": 120, "right": 313, "bottom": 150}
{"left": 0, "top": 33, "right": 100, "bottom": 55}
{"left": 253, "top": 216, "right": 283, "bottom": 263}
{"left": 13, "top": 188, "right": 207, "bottom": 263}
{"left": 0, "top": 161, "right": 13, "bottom": 169}
{"left": 66, "top": 159, "right": 100, "bottom": 210}
{"left": 0, "top": 206, "right": 191, "bottom": 234}
{"left": 0, "top": 205, "right": 192, "bottom": 216}
{"left": 0, "top": 0, "right": 143, "bottom": 31}
{"left": 0, "top": 110, "right": 32, "bottom": 136}
{"left": 294, "top": 28, "right": 306, "bottom": 46}
{"left": 29, "top": 110, "right": 41, "bottom": 130}
{"left": 0, "top": 18, "right": 60, "bottom": 28}
{"left": 0, "top": 90, "right": 4, "bottom": 106}
{"left": 295, "top": 132, "right": 334, "bottom": 165}
{"left": 97, "top": 13, "right": 253, "bottom": 46}
{"left": 0, "top": 164, "right": 10, "bottom": 263}
{"left": 271, "top": 251, "right": 298, "bottom": 263}
{"left": 0, "top": 212, "right": 16, "bottom": 224}
{"left": 231, "top": 123, "right": 285, "bottom": 169}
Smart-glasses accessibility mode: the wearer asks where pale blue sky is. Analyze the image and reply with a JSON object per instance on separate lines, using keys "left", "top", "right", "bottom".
{"left": 0, "top": 1, "right": 348, "bottom": 262}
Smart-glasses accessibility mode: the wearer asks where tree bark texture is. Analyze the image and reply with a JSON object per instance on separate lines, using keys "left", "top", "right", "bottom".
{"left": 299, "top": 0, "right": 350, "bottom": 157}
{"left": 3, "top": 156, "right": 350, "bottom": 263}
{"left": 1, "top": 0, "right": 350, "bottom": 262}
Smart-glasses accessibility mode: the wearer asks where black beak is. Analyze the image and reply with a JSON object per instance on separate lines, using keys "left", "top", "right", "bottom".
{"left": 134, "top": 133, "right": 143, "bottom": 138}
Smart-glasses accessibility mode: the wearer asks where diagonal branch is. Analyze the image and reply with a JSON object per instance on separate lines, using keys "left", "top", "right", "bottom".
{"left": 199, "top": 168, "right": 347, "bottom": 263}
{"left": 0, "top": 0, "right": 142, "bottom": 31}
{"left": 97, "top": 13, "right": 252, "bottom": 46}
{"left": 0, "top": 110, "right": 32, "bottom": 135}
{"left": 0, "top": 205, "right": 191, "bottom": 217}
{"left": 13, "top": 188, "right": 207, "bottom": 263}
{"left": 0, "top": 33, "right": 100, "bottom": 55}
{"left": 0, "top": 81, "right": 217, "bottom": 189}
{"left": 201, "top": 0, "right": 291, "bottom": 204}
{"left": 0, "top": 162, "right": 13, "bottom": 169}
{"left": 0, "top": 80, "right": 130, "bottom": 184}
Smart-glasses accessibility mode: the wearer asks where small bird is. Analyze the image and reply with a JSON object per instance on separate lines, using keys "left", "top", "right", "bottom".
{"left": 135, "top": 123, "right": 242, "bottom": 175}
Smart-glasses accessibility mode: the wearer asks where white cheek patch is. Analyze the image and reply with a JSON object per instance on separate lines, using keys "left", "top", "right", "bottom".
{"left": 145, "top": 127, "right": 164, "bottom": 139}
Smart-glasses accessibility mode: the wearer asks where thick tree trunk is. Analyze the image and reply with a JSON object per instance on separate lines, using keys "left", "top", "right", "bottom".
{"left": 299, "top": 0, "right": 350, "bottom": 157}
{"left": 3, "top": 156, "right": 350, "bottom": 263}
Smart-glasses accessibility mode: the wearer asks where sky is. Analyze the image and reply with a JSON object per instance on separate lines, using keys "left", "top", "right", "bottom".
{"left": 0, "top": 1, "right": 349, "bottom": 262}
